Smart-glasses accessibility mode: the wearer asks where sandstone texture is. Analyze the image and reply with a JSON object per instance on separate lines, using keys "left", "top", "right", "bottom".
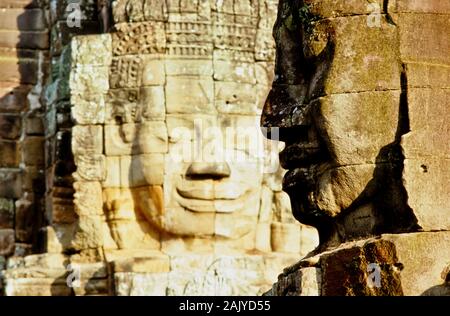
{"left": 0, "top": 0, "right": 448, "bottom": 297}
{"left": 262, "top": 0, "right": 449, "bottom": 296}
{"left": 0, "top": 0, "right": 319, "bottom": 296}
{"left": 266, "top": 232, "right": 450, "bottom": 296}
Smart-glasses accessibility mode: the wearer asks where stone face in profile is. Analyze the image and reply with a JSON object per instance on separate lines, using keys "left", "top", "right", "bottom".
{"left": 262, "top": 0, "right": 450, "bottom": 249}
{"left": 262, "top": 0, "right": 450, "bottom": 296}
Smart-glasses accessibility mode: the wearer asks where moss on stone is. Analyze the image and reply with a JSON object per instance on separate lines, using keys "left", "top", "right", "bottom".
{"left": 298, "top": 3, "right": 321, "bottom": 33}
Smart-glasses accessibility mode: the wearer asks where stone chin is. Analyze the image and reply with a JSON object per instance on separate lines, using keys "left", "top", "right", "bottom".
{"left": 284, "top": 183, "right": 331, "bottom": 234}
{"left": 283, "top": 162, "right": 377, "bottom": 240}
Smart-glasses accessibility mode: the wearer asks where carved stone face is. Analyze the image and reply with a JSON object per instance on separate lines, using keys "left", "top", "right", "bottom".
{"left": 129, "top": 81, "right": 268, "bottom": 240}
{"left": 262, "top": 0, "right": 450, "bottom": 246}
{"left": 92, "top": 0, "right": 314, "bottom": 252}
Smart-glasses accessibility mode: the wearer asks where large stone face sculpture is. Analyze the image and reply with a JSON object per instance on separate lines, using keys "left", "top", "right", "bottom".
{"left": 68, "top": 0, "right": 319, "bottom": 296}
{"left": 263, "top": 0, "right": 449, "bottom": 295}
{"left": 1, "top": 0, "right": 319, "bottom": 296}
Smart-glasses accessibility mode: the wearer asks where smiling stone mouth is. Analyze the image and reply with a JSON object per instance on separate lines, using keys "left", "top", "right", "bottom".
{"left": 175, "top": 181, "right": 250, "bottom": 213}
{"left": 176, "top": 184, "right": 246, "bottom": 201}
{"left": 174, "top": 193, "right": 248, "bottom": 214}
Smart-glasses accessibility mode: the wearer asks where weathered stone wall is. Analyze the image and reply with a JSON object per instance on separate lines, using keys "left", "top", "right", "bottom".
{"left": 262, "top": 0, "right": 450, "bottom": 296}
{"left": 0, "top": 0, "right": 110, "bottom": 296}
{"left": 59, "top": 0, "right": 318, "bottom": 296}
{"left": 1, "top": 0, "right": 447, "bottom": 297}
{"left": 42, "top": 0, "right": 102, "bottom": 254}
{"left": 0, "top": 0, "right": 49, "bottom": 282}
{"left": 0, "top": 0, "right": 320, "bottom": 296}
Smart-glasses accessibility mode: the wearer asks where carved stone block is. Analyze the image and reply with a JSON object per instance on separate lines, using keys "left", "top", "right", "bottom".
{"left": 140, "top": 86, "right": 166, "bottom": 120}
{"left": 213, "top": 60, "right": 256, "bottom": 84}
{"left": 214, "top": 81, "right": 257, "bottom": 114}
{"left": 270, "top": 222, "right": 301, "bottom": 254}
{"left": 72, "top": 125, "right": 103, "bottom": 155}
{"left": 73, "top": 181, "right": 103, "bottom": 217}
{"left": 71, "top": 34, "right": 112, "bottom": 66}
{"left": 70, "top": 65, "right": 109, "bottom": 95}
{"left": 110, "top": 56, "right": 142, "bottom": 89}
{"left": 112, "top": 22, "right": 166, "bottom": 56}
{"left": 115, "top": 273, "right": 168, "bottom": 296}
{"left": 106, "top": 219, "right": 160, "bottom": 250}
{"left": 141, "top": 57, "right": 166, "bottom": 86}
{"left": 73, "top": 155, "right": 106, "bottom": 182}
{"left": 398, "top": 14, "right": 450, "bottom": 65}
{"left": 103, "top": 156, "right": 121, "bottom": 188}
{"left": 165, "top": 59, "right": 213, "bottom": 77}
{"left": 71, "top": 94, "right": 106, "bottom": 125}
{"left": 120, "top": 154, "right": 165, "bottom": 187}
{"left": 313, "top": 91, "right": 400, "bottom": 166}
{"left": 105, "top": 122, "right": 168, "bottom": 156}
{"left": 165, "top": 76, "right": 215, "bottom": 114}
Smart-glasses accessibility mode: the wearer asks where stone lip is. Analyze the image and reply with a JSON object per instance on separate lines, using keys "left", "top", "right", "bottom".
{"left": 174, "top": 181, "right": 250, "bottom": 214}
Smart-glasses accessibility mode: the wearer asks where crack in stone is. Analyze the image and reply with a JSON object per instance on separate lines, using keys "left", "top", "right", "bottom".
{"left": 396, "top": 63, "right": 411, "bottom": 141}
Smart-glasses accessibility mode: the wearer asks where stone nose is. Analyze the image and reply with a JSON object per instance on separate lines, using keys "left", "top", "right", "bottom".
{"left": 261, "top": 84, "right": 312, "bottom": 143}
{"left": 186, "top": 162, "right": 231, "bottom": 179}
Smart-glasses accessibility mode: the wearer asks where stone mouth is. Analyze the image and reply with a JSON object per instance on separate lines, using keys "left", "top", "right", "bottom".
{"left": 175, "top": 181, "right": 250, "bottom": 213}
{"left": 279, "top": 143, "right": 323, "bottom": 170}
{"left": 282, "top": 167, "right": 316, "bottom": 192}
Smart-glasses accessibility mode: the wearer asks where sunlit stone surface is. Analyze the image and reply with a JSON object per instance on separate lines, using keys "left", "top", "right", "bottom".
{"left": 262, "top": 0, "right": 450, "bottom": 296}
{"left": 0, "top": 0, "right": 320, "bottom": 296}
